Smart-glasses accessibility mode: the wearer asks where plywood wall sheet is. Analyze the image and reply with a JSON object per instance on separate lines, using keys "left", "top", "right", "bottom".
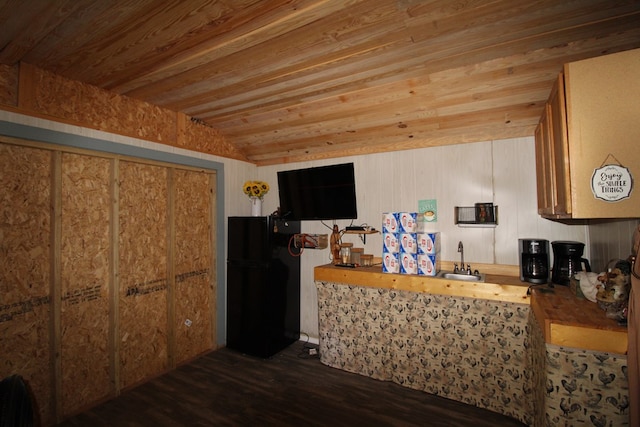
{"left": 27, "top": 65, "right": 176, "bottom": 144}
{"left": 173, "top": 169, "right": 214, "bottom": 363}
{"left": 0, "top": 142, "right": 53, "bottom": 424}
{"left": 60, "top": 153, "right": 112, "bottom": 416}
{"left": 178, "top": 113, "right": 247, "bottom": 161}
{"left": 0, "top": 64, "right": 19, "bottom": 107}
{"left": 118, "top": 160, "right": 168, "bottom": 388}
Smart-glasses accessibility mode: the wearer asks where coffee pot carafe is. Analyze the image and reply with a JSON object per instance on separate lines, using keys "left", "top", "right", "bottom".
{"left": 519, "top": 239, "right": 549, "bottom": 284}
{"left": 551, "top": 241, "right": 591, "bottom": 286}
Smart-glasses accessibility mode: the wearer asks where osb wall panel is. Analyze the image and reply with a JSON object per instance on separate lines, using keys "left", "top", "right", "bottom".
{"left": 60, "top": 153, "right": 112, "bottom": 416}
{"left": 118, "top": 160, "right": 169, "bottom": 389}
{"left": 178, "top": 113, "right": 247, "bottom": 161}
{"left": 25, "top": 64, "right": 177, "bottom": 144}
{"left": 173, "top": 169, "right": 214, "bottom": 364}
{"left": 0, "top": 143, "right": 53, "bottom": 424}
{"left": 9, "top": 63, "right": 248, "bottom": 162}
{"left": 0, "top": 64, "right": 19, "bottom": 107}
{"left": 1, "top": 136, "right": 218, "bottom": 424}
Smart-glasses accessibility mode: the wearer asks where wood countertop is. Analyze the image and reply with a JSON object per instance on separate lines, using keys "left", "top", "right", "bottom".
{"left": 314, "top": 264, "right": 628, "bottom": 354}
{"left": 530, "top": 285, "right": 628, "bottom": 354}
{"left": 314, "top": 263, "right": 530, "bottom": 304}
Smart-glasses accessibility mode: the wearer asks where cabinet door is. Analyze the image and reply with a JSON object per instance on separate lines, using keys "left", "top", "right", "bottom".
{"left": 536, "top": 50, "right": 640, "bottom": 219}
{"left": 564, "top": 49, "right": 640, "bottom": 218}
{"left": 534, "top": 105, "right": 554, "bottom": 215}
{"left": 547, "top": 73, "right": 571, "bottom": 217}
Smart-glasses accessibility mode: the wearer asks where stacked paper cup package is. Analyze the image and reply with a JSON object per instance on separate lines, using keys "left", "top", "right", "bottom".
{"left": 382, "top": 212, "right": 440, "bottom": 275}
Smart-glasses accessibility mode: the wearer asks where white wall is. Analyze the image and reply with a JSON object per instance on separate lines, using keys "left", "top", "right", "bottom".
{"left": 588, "top": 219, "right": 639, "bottom": 271}
{"left": 256, "top": 137, "right": 589, "bottom": 339}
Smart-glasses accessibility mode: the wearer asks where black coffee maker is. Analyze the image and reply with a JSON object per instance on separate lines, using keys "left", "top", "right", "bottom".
{"left": 551, "top": 240, "right": 591, "bottom": 286}
{"left": 519, "top": 239, "right": 549, "bottom": 284}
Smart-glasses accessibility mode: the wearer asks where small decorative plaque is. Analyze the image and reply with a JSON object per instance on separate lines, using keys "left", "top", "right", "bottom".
{"left": 591, "top": 163, "right": 633, "bottom": 202}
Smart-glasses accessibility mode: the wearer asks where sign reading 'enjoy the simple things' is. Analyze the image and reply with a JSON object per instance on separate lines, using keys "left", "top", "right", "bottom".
{"left": 591, "top": 162, "right": 633, "bottom": 202}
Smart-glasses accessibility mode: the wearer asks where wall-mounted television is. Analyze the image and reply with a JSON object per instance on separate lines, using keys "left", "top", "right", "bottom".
{"left": 277, "top": 163, "right": 358, "bottom": 221}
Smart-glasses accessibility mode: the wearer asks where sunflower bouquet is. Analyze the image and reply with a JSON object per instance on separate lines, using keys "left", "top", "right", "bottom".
{"left": 242, "top": 180, "right": 270, "bottom": 199}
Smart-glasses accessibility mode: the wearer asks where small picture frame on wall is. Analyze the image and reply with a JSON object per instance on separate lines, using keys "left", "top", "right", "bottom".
{"left": 474, "top": 202, "right": 494, "bottom": 223}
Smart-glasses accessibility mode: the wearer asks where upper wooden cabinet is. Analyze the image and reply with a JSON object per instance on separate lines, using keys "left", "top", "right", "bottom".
{"left": 535, "top": 49, "right": 640, "bottom": 219}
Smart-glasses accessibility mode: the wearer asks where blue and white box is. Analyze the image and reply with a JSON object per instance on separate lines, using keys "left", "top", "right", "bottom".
{"left": 400, "top": 253, "right": 418, "bottom": 275}
{"left": 417, "top": 232, "right": 441, "bottom": 255}
{"left": 382, "top": 251, "right": 400, "bottom": 274}
{"left": 418, "top": 254, "right": 439, "bottom": 276}
{"left": 382, "top": 212, "right": 399, "bottom": 233}
{"left": 399, "top": 233, "right": 417, "bottom": 254}
{"left": 397, "top": 212, "right": 417, "bottom": 233}
{"left": 383, "top": 233, "right": 400, "bottom": 253}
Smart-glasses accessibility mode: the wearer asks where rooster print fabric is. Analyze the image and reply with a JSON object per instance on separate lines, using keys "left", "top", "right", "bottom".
{"left": 544, "top": 345, "right": 629, "bottom": 426}
{"left": 316, "top": 281, "right": 629, "bottom": 427}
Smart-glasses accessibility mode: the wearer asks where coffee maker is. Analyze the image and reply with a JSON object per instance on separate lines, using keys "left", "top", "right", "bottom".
{"left": 519, "top": 239, "right": 549, "bottom": 284}
{"left": 551, "top": 241, "right": 591, "bottom": 286}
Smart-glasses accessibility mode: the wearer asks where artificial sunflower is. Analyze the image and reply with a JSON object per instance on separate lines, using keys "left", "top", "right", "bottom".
{"left": 242, "top": 180, "right": 269, "bottom": 199}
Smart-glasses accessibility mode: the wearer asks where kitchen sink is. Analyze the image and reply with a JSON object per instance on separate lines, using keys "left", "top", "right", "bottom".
{"left": 436, "top": 271, "right": 485, "bottom": 282}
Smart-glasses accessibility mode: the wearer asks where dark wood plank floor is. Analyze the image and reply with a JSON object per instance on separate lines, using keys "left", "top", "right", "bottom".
{"left": 58, "top": 341, "right": 526, "bottom": 426}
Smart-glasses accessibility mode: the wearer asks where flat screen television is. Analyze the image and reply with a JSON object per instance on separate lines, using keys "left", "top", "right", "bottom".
{"left": 277, "top": 163, "right": 358, "bottom": 221}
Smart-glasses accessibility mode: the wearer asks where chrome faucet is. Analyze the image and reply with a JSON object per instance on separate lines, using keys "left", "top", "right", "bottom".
{"left": 456, "top": 241, "right": 480, "bottom": 275}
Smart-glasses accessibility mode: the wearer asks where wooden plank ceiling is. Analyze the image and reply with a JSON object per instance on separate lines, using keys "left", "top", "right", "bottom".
{"left": 1, "top": 0, "right": 639, "bottom": 165}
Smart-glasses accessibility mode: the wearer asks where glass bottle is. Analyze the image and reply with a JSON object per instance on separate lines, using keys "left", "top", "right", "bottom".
{"left": 339, "top": 243, "right": 353, "bottom": 264}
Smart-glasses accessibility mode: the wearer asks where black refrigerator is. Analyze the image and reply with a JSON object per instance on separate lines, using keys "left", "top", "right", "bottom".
{"left": 226, "top": 216, "right": 301, "bottom": 358}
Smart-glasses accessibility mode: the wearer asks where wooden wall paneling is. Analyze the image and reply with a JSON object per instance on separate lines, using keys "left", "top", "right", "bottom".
{"left": 18, "top": 63, "right": 178, "bottom": 145}
{"left": 0, "top": 64, "right": 19, "bottom": 107}
{"left": 59, "top": 152, "right": 112, "bottom": 417}
{"left": 118, "top": 160, "right": 169, "bottom": 389}
{"left": 167, "top": 169, "right": 176, "bottom": 370}
{"left": 0, "top": 134, "right": 222, "bottom": 416}
{"left": 3, "top": 2, "right": 640, "bottom": 165}
{"left": 173, "top": 169, "right": 214, "bottom": 364}
{"left": 51, "top": 151, "right": 62, "bottom": 423}
{"left": 0, "top": 142, "right": 54, "bottom": 425}
{"left": 208, "top": 172, "right": 217, "bottom": 349}
{"left": 17, "top": 62, "right": 37, "bottom": 112}
{"left": 176, "top": 113, "right": 247, "bottom": 162}
{"left": 0, "top": 135, "right": 221, "bottom": 422}
{"left": 7, "top": 63, "right": 242, "bottom": 162}
{"left": 109, "top": 158, "right": 120, "bottom": 397}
